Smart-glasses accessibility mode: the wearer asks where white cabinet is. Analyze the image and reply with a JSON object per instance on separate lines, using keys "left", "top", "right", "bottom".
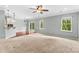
{"left": 5, "top": 28, "right": 16, "bottom": 39}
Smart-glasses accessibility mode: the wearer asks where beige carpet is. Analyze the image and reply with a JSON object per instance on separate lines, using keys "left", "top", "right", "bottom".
{"left": 0, "top": 33, "right": 79, "bottom": 53}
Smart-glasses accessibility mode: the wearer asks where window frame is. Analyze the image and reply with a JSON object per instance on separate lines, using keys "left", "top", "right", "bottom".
{"left": 29, "top": 21, "right": 35, "bottom": 32}
{"left": 61, "top": 16, "right": 72, "bottom": 32}
{"left": 39, "top": 20, "right": 45, "bottom": 30}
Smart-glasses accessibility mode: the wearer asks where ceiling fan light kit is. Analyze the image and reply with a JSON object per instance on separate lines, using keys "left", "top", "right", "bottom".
{"left": 30, "top": 5, "right": 49, "bottom": 14}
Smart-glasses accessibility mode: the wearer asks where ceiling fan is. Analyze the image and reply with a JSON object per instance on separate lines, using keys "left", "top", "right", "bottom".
{"left": 29, "top": 5, "right": 49, "bottom": 14}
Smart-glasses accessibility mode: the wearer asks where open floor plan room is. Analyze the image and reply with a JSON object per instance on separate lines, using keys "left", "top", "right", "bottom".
{"left": 0, "top": 5, "right": 79, "bottom": 53}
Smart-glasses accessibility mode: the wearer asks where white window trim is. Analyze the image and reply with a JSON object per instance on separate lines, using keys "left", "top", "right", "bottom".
{"left": 29, "top": 21, "right": 35, "bottom": 33}
{"left": 61, "top": 16, "right": 72, "bottom": 32}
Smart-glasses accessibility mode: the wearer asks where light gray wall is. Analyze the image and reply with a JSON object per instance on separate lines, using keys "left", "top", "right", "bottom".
{"left": 0, "top": 10, "right": 78, "bottom": 40}
{"left": 0, "top": 10, "right": 5, "bottom": 39}
{"left": 34, "top": 12, "right": 78, "bottom": 40}
{"left": 77, "top": 13, "right": 79, "bottom": 40}
{"left": 16, "top": 19, "right": 27, "bottom": 32}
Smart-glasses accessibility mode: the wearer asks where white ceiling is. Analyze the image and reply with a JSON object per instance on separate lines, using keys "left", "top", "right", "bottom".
{"left": 0, "top": 5, "right": 79, "bottom": 20}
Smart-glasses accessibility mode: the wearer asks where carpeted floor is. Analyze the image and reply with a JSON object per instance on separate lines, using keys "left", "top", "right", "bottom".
{"left": 0, "top": 33, "right": 79, "bottom": 53}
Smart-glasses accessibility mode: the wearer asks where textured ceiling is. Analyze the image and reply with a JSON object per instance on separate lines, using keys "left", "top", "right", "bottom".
{"left": 0, "top": 5, "right": 79, "bottom": 20}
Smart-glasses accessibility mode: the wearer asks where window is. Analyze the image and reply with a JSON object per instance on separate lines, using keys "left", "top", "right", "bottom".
{"left": 61, "top": 17, "right": 72, "bottom": 32}
{"left": 30, "top": 22, "right": 34, "bottom": 30}
{"left": 39, "top": 20, "right": 45, "bottom": 29}
{"left": 29, "top": 21, "right": 35, "bottom": 32}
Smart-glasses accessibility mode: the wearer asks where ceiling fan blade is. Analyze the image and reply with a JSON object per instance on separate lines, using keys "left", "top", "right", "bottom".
{"left": 37, "top": 5, "right": 43, "bottom": 9}
{"left": 32, "top": 11, "right": 37, "bottom": 13}
{"left": 29, "top": 8, "right": 36, "bottom": 10}
{"left": 42, "top": 9, "right": 49, "bottom": 11}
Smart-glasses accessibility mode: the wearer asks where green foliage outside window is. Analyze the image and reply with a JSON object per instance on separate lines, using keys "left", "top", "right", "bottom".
{"left": 61, "top": 17, "right": 72, "bottom": 32}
